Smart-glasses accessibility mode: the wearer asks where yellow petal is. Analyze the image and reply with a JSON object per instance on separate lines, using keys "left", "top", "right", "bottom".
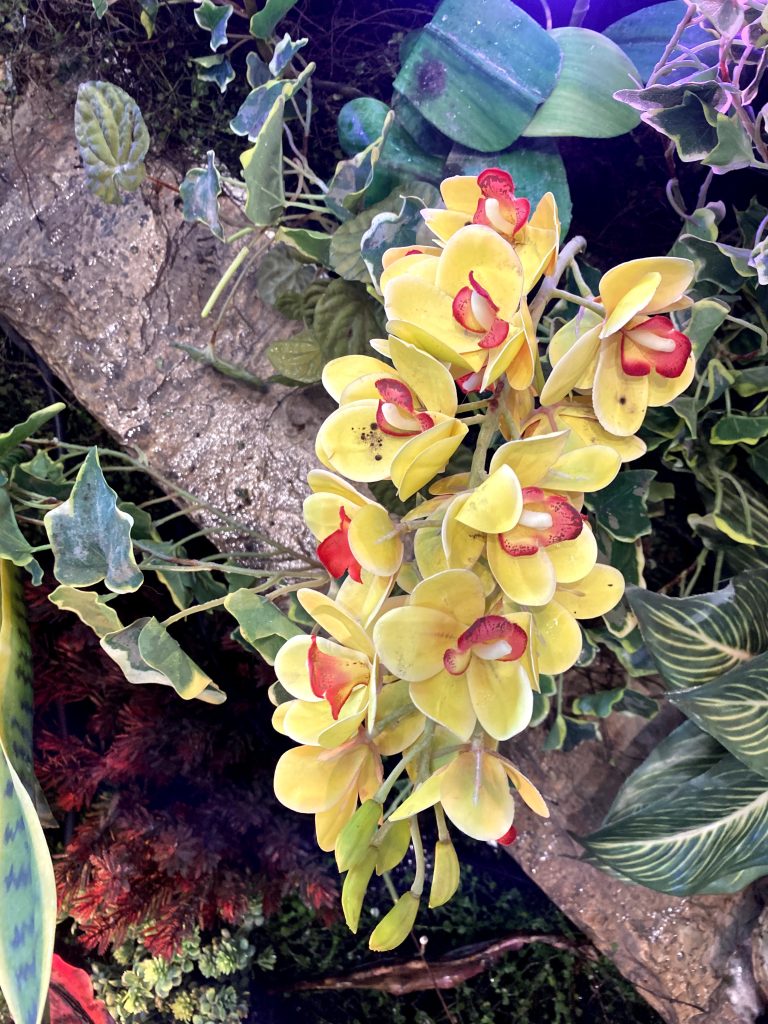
{"left": 411, "top": 568, "right": 487, "bottom": 622}
{"left": 436, "top": 225, "right": 524, "bottom": 322}
{"left": 358, "top": 747, "right": 383, "bottom": 802}
{"left": 414, "top": 527, "right": 450, "bottom": 579}
{"left": 440, "top": 175, "right": 482, "bottom": 214}
{"left": 540, "top": 323, "right": 602, "bottom": 404}
{"left": 489, "top": 431, "right": 569, "bottom": 487}
{"left": 373, "top": 605, "right": 461, "bottom": 682}
{"left": 322, "top": 356, "right": 395, "bottom": 402}
{"left": 556, "top": 564, "right": 625, "bottom": 618}
{"left": 481, "top": 310, "right": 528, "bottom": 390}
{"left": 315, "top": 400, "right": 405, "bottom": 482}
{"left": 347, "top": 503, "right": 403, "bottom": 576}
{"left": 303, "top": 492, "right": 362, "bottom": 541}
{"left": 384, "top": 276, "right": 484, "bottom": 366}
{"left": 441, "top": 751, "right": 515, "bottom": 842}
{"left": 375, "top": 679, "right": 426, "bottom": 755}
{"left": 391, "top": 419, "right": 469, "bottom": 501}
{"left": 548, "top": 309, "right": 603, "bottom": 371}
{"left": 592, "top": 335, "right": 649, "bottom": 436}
{"left": 538, "top": 446, "right": 621, "bottom": 492}
{"left": 500, "top": 307, "right": 536, "bottom": 392}
{"left": 455, "top": 465, "right": 523, "bottom": 533}
{"left": 396, "top": 561, "right": 421, "bottom": 594}
{"left": 531, "top": 600, "right": 583, "bottom": 675}
{"left": 274, "top": 744, "right": 367, "bottom": 813}
{"left": 547, "top": 526, "right": 598, "bottom": 584}
{"left": 315, "top": 783, "right": 359, "bottom": 852}
{"left": 369, "top": 892, "right": 421, "bottom": 952}
{"left": 307, "top": 469, "right": 371, "bottom": 502}
{"left": 647, "top": 356, "right": 695, "bottom": 406}
{"left": 379, "top": 252, "right": 439, "bottom": 292}
{"left": 487, "top": 541, "right": 557, "bottom": 605}
{"left": 600, "top": 257, "right": 694, "bottom": 319}
{"left": 410, "top": 671, "right": 476, "bottom": 741}
{"left": 297, "top": 588, "right": 374, "bottom": 656}
{"left": 388, "top": 335, "right": 458, "bottom": 417}
{"left": 382, "top": 244, "right": 442, "bottom": 269}
{"left": 442, "top": 494, "right": 486, "bottom": 570}
{"left": 502, "top": 761, "right": 550, "bottom": 817}
{"left": 387, "top": 318, "right": 484, "bottom": 372}
{"left": 389, "top": 765, "right": 451, "bottom": 820}
{"left": 422, "top": 208, "right": 472, "bottom": 243}
{"left": 601, "top": 272, "right": 661, "bottom": 337}
{"left": 555, "top": 408, "right": 647, "bottom": 462}
{"left": 467, "top": 658, "right": 533, "bottom": 741}
{"left": 279, "top": 693, "right": 366, "bottom": 747}
{"left": 521, "top": 192, "right": 560, "bottom": 288}
{"left": 375, "top": 819, "right": 412, "bottom": 874}
{"left": 336, "top": 570, "right": 394, "bottom": 628}
{"left": 429, "top": 473, "right": 469, "bottom": 496}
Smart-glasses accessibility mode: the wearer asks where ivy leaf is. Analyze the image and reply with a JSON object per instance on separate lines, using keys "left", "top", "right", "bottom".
{"left": 194, "top": 0, "right": 233, "bottom": 51}
{"left": 678, "top": 297, "right": 729, "bottom": 359}
{"left": 246, "top": 52, "right": 271, "bottom": 88}
{"left": 193, "top": 55, "right": 236, "bottom": 93}
{"left": 179, "top": 150, "right": 223, "bottom": 239}
{"left": 572, "top": 688, "right": 625, "bottom": 718}
{"left": 312, "top": 278, "right": 387, "bottom": 358}
{"left": 710, "top": 414, "right": 768, "bottom": 447}
{"left": 275, "top": 227, "right": 332, "bottom": 267}
{"left": 91, "top": 0, "right": 108, "bottom": 17}
{"left": 585, "top": 469, "right": 655, "bottom": 543}
{"left": 231, "top": 81, "right": 291, "bottom": 140}
{"left": 0, "top": 403, "right": 65, "bottom": 461}
{"left": 240, "top": 97, "right": 285, "bottom": 227}
{"left": 325, "top": 111, "right": 395, "bottom": 220}
{"left": 701, "top": 111, "right": 755, "bottom": 173}
{"left": 360, "top": 185, "right": 440, "bottom": 290}
{"left": 44, "top": 448, "right": 143, "bottom": 594}
{"left": 224, "top": 589, "right": 304, "bottom": 665}
{"left": 48, "top": 585, "right": 122, "bottom": 639}
{"left": 615, "top": 82, "right": 721, "bottom": 162}
{"left": 75, "top": 81, "right": 149, "bottom": 204}
{"left": 269, "top": 33, "right": 308, "bottom": 77}
{"left": 266, "top": 330, "right": 324, "bottom": 384}
{"left": 0, "top": 489, "right": 43, "bottom": 584}
{"left": 249, "top": 0, "right": 300, "bottom": 39}
{"left": 101, "top": 618, "right": 226, "bottom": 703}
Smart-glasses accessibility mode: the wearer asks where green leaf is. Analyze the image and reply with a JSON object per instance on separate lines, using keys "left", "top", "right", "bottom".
{"left": 193, "top": 55, "right": 236, "bottom": 93}
{"left": 627, "top": 570, "right": 768, "bottom": 691}
{"left": 266, "top": 330, "right": 324, "bottom": 384}
{"left": 194, "top": 0, "right": 233, "bottom": 51}
{"left": 580, "top": 753, "right": 768, "bottom": 895}
{"left": 224, "top": 589, "right": 304, "bottom": 665}
{"left": 275, "top": 227, "right": 332, "bottom": 267}
{"left": 701, "top": 111, "right": 755, "bottom": 172}
{"left": 312, "top": 279, "right": 387, "bottom": 358}
{"left": 543, "top": 713, "right": 567, "bottom": 750}
{"left": 615, "top": 82, "right": 721, "bottom": 163}
{"left": 249, "top": 0, "right": 299, "bottom": 39}
{"left": 585, "top": 469, "right": 655, "bottom": 543}
{"left": 48, "top": 585, "right": 122, "bottom": 638}
{"left": 231, "top": 81, "right": 291, "bottom": 141}
{"left": 179, "top": 150, "right": 223, "bottom": 240}
{"left": 0, "top": 489, "right": 42, "bottom": 585}
{"left": 0, "top": 561, "right": 57, "bottom": 1024}
{"left": 338, "top": 97, "right": 391, "bottom": 157}
{"left": 572, "top": 688, "right": 625, "bottom": 719}
{"left": 325, "top": 112, "right": 395, "bottom": 219}
{"left": 101, "top": 617, "right": 226, "bottom": 703}
{"left": 710, "top": 414, "right": 768, "bottom": 447}
{"left": 0, "top": 404, "right": 65, "bottom": 461}
{"left": 603, "top": 2, "right": 712, "bottom": 83}
{"left": 393, "top": 0, "right": 561, "bottom": 152}
{"left": 91, "top": 0, "right": 108, "bottom": 16}
{"left": 679, "top": 297, "right": 729, "bottom": 359}
{"left": 616, "top": 688, "right": 658, "bottom": 719}
{"left": 75, "top": 81, "right": 149, "bottom": 204}
{"left": 524, "top": 28, "right": 640, "bottom": 139}
{"left": 669, "top": 651, "right": 768, "bottom": 778}
{"left": 245, "top": 52, "right": 271, "bottom": 88}
{"left": 705, "top": 471, "right": 768, "bottom": 547}
{"left": 254, "top": 244, "right": 316, "bottom": 306}
{"left": 44, "top": 448, "right": 143, "bottom": 594}
{"left": 240, "top": 96, "right": 285, "bottom": 227}
{"left": 269, "top": 33, "right": 307, "bottom": 77}
{"left": 12, "top": 452, "right": 71, "bottom": 501}
{"left": 360, "top": 186, "right": 440, "bottom": 290}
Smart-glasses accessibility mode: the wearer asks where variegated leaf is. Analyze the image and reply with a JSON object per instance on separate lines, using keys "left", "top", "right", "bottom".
{"left": 626, "top": 570, "right": 768, "bottom": 691}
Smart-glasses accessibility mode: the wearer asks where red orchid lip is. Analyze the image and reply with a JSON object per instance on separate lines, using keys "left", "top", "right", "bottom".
{"left": 497, "top": 824, "right": 518, "bottom": 846}
{"left": 374, "top": 378, "right": 435, "bottom": 436}
{"left": 316, "top": 506, "right": 362, "bottom": 582}
{"left": 472, "top": 168, "right": 530, "bottom": 236}
{"left": 620, "top": 316, "right": 692, "bottom": 379}
{"left": 308, "top": 635, "right": 366, "bottom": 719}
{"left": 443, "top": 615, "right": 528, "bottom": 675}
{"left": 498, "top": 491, "right": 583, "bottom": 556}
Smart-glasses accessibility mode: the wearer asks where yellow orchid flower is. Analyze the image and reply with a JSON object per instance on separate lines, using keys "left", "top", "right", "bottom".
{"left": 304, "top": 470, "right": 403, "bottom": 583}
{"left": 420, "top": 168, "right": 560, "bottom": 291}
{"left": 383, "top": 224, "right": 527, "bottom": 383}
{"left": 315, "top": 338, "right": 467, "bottom": 500}
{"left": 541, "top": 257, "right": 695, "bottom": 436}
{"left": 389, "top": 745, "right": 548, "bottom": 842}
{"left": 273, "top": 736, "right": 382, "bottom": 852}
{"left": 522, "top": 397, "right": 646, "bottom": 462}
{"left": 372, "top": 570, "right": 536, "bottom": 741}
{"left": 273, "top": 632, "right": 372, "bottom": 724}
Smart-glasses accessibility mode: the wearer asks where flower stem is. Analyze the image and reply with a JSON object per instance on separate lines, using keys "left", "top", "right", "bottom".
{"left": 410, "top": 819, "right": 426, "bottom": 896}
{"left": 468, "top": 388, "right": 504, "bottom": 488}
{"left": 548, "top": 289, "right": 604, "bottom": 315}
{"left": 162, "top": 595, "right": 229, "bottom": 626}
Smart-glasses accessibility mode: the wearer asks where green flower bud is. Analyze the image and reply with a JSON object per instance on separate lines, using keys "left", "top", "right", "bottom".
{"left": 428, "top": 838, "right": 460, "bottom": 908}
{"left": 375, "top": 818, "right": 411, "bottom": 874}
{"left": 335, "top": 799, "right": 382, "bottom": 871}
{"left": 369, "top": 891, "right": 420, "bottom": 952}
{"left": 341, "top": 848, "right": 378, "bottom": 933}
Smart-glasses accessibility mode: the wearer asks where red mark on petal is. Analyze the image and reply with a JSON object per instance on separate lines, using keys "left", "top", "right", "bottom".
{"left": 477, "top": 168, "right": 515, "bottom": 202}
{"left": 317, "top": 507, "right": 362, "bottom": 582}
{"left": 621, "top": 316, "right": 692, "bottom": 379}
{"left": 443, "top": 646, "right": 471, "bottom": 676}
{"left": 497, "top": 825, "right": 518, "bottom": 846}
{"left": 478, "top": 317, "right": 509, "bottom": 349}
{"left": 468, "top": 271, "right": 499, "bottom": 311}
{"left": 308, "top": 635, "right": 368, "bottom": 719}
{"left": 456, "top": 615, "right": 528, "bottom": 660}
{"left": 499, "top": 491, "right": 583, "bottom": 556}
{"left": 375, "top": 378, "right": 415, "bottom": 411}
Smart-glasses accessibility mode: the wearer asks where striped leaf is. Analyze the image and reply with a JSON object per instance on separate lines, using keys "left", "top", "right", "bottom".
{"left": 0, "top": 561, "right": 57, "bottom": 1024}
{"left": 581, "top": 754, "right": 768, "bottom": 895}
{"left": 626, "top": 570, "right": 768, "bottom": 690}
{"left": 669, "top": 651, "right": 768, "bottom": 779}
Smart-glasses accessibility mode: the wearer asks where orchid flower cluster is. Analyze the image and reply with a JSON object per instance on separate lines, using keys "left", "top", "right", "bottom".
{"left": 270, "top": 168, "right": 696, "bottom": 951}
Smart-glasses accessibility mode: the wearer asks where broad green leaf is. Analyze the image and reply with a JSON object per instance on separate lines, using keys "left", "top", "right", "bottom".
{"left": 706, "top": 471, "right": 768, "bottom": 547}
{"left": 0, "top": 490, "right": 42, "bottom": 585}
{"left": 266, "top": 330, "right": 324, "bottom": 384}
{"left": 580, "top": 754, "right": 768, "bottom": 895}
{"left": 585, "top": 469, "right": 655, "bottom": 543}
{"left": 360, "top": 186, "right": 440, "bottom": 291}
{"left": 627, "top": 570, "right": 768, "bottom": 691}
{"left": 0, "top": 560, "right": 57, "bottom": 1024}
{"left": 269, "top": 33, "right": 307, "bottom": 77}
{"left": 604, "top": 3, "right": 713, "bottom": 83}
{"left": 394, "top": 0, "right": 561, "bottom": 152}
{"left": 0, "top": 404, "right": 65, "bottom": 460}
{"left": 194, "top": 0, "right": 233, "bottom": 51}
{"left": 603, "top": 720, "right": 727, "bottom": 825}
{"left": 224, "top": 588, "right": 304, "bottom": 665}
{"left": 615, "top": 81, "right": 721, "bottom": 163}
{"left": 669, "top": 651, "right": 768, "bottom": 779}
{"left": 101, "top": 617, "right": 226, "bottom": 703}
{"left": 48, "top": 585, "right": 122, "bottom": 638}
{"left": 240, "top": 96, "right": 285, "bottom": 226}
{"left": 338, "top": 97, "right": 390, "bottom": 157}
{"left": 254, "top": 244, "right": 316, "bottom": 306}
{"left": 710, "top": 414, "right": 768, "bottom": 447}
{"left": 179, "top": 150, "right": 223, "bottom": 240}
{"left": 75, "top": 82, "right": 149, "bottom": 204}
{"left": 378, "top": 121, "right": 445, "bottom": 186}
{"left": 44, "top": 448, "right": 143, "bottom": 593}
{"left": 702, "top": 111, "right": 755, "bottom": 173}
{"left": 193, "top": 55, "right": 236, "bottom": 93}
{"left": 275, "top": 227, "right": 332, "bottom": 267}
{"left": 312, "top": 279, "right": 387, "bottom": 358}
{"left": 679, "top": 297, "right": 729, "bottom": 359}
{"left": 524, "top": 28, "right": 640, "bottom": 139}
{"left": 249, "top": 0, "right": 299, "bottom": 39}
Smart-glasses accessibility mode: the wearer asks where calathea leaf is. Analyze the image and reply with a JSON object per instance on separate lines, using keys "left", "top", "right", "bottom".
{"left": 585, "top": 469, "right": 655, "bottom": 543}
{"left": 627, "top": 569, "right": 768, "bottom": 691}
{"left": 179, "top": 150, "right": 224, "bottom": 239}
{"left": 44, "top": 448, "right": 143, "bottom": 594}
{"left": 74, "top": 82, "right": 149, "bottom": 204}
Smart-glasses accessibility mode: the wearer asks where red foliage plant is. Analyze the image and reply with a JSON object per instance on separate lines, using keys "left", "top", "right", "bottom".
{"left": 27, "top": 583, "right": 338, "bottom": 959}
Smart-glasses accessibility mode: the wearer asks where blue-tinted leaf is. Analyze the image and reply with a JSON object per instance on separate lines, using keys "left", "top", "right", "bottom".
{"left": 249, "top": 0, "right": 299, "bottom": 39}
{"left": 269, "top": 33, "right": 308, "bottom": 76}
{"left": 360, "top": 186, "right": 440, "bottom": 291}
{"left": 179, "top": 150, "right": 223, "bottom": 239}
{"left": 604, "top": 2, "right": 714, "bottom": 83}
{"left": 193, "top": 55, "right": 236, "bottom": 93}
{"left": 194, "top": 0, "right": 233, "bottom": 51}
{"left": 246, "top": 52, "right": 271, "bottom": 88}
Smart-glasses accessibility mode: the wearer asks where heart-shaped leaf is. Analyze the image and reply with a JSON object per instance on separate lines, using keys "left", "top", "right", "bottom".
{"left": 179, "top": 150, "right": 223, "bottom": 239}
{"left": 75, "top": 82, "right": 149, "bottom": 204}
{"left": 194, "top": 0, "right": 233, "bottom": 51}
{"left": 48, "top": 585, "right": 122, "bottom": 638}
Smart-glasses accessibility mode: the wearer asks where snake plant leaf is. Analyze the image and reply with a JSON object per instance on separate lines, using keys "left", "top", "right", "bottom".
{"left": 240, "top": 96, "right": 285, "bottom": 226}
{"left": 627, "top": 570, "right": 768, "bottom": 691}
{"left": 394, "top": 0, "right": 561, "bottom": 151}
{"left": 325, "top": 111, "right": 395, "bottom": 220}
{"left": 249, "top": 0, "right": 299, "bottom": 39}
{"left": 224, "top": 589, "right": 304, "bottom": 665}
{"left": 101, "top": 617, "right": 226, "bottom": 703}
{"left": 523, "top": 28, "right": 641, "bottom": 139}
{"left": 44, "top": 449, "right": 143, "bottom": 593}
{"left": 710, "top": 415, "right": 768, "bottom": 447}
{"left": 580, "top": 753, "right": 768, "bottom": 895}
{"left": 269, "top": 34, "right": 307, "bottom": 77}
{"left": 75, "top": 82, "right": 149, "bottom": 204}
{"left": 0, "top": 404, "right": 65, "bottom": 461}
{"left": 179, "top": 151, "right": 223, "bottom": 239}
{"left": 193, "top": 0, "right": 233, "bottom": 51}
{"left": 361, "top": 186, "right": 440, "bottom": 291}
{"left": 604, "top": 2, "right": 714, "bottom": 83}
{"left": 585, "top": 470, "right": 655, "bottom": 543}
{"left": 669, "top": 651, "right": 768, "bottom": 779}
{"left": 48, "top": 585, "right": 122, "bottom": 639}
{"left": 0, "top": 562, "right": 57, "bottom": 1024}
{"left": 193, "top": 55, "right": 236, "bottom": 93}
{"left": 0, "top": 490, "right": 42, "bottom": 585}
